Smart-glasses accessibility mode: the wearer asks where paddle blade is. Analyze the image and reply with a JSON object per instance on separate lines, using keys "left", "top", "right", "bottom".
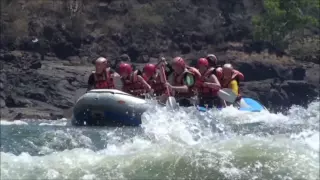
{"left": 166, "top": 96, "right": 178, "bottom": 110}
{"left": 217, "top": 88, "right": 237, "bottom": 103}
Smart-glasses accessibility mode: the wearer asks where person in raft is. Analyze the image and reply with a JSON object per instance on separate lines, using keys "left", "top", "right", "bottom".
{"left": 165, "top": 56, "right": 202, "bottom": 107}
{"left": 117, "top": 62, "right": 152, "bottom": 98}
{"left": 141, "top": 62, "right": 169, "bottom": 103}
{"left": 87, "top": 57, "right": 121, "bottom": 92}
{"left": 194, "top": 58, "right": 223, "bottom": 108}
{"left": 216, "top": 63, "right": 244, "bottom": 105}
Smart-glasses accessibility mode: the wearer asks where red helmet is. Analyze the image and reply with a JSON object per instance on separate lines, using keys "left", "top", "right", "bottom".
{"left": 172, "top": 56, "right": 185, "bottom": 68}
{"left": 197, "top": 58, "right": 209, "bottom": 67}
{"left": 118, "top": 63, "right": 132, "bottom": 75}
{"left": 143, "top": 64, "right": 156, "bottom": 77}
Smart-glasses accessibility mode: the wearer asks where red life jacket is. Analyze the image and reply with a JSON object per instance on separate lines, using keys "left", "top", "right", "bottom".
{"left": 221, "top": 70, "right": 244, "bottom": 95}
{"left": 146, "top": 75, "right": 166, "bottom": 96}
{"left": 93, "top": 68, "right": 115, "bottom": 89}
{"left": 122, "top": 70, "right": 147, "bottom": 97}
{"left": 173, "top": 67, "right": 201, "bottom": 98}
{"left": 196, "top": 67, "right": 219, "bottom": 97}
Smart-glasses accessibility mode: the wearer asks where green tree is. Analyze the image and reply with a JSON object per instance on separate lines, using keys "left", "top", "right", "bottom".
{"left": 252, "top": 0, "right": 319, "bottom": 50}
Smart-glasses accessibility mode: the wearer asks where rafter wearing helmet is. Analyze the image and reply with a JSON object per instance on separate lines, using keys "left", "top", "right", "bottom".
{"left": 142, "top": 63, "right": 168, "bottom": 98}
{"left": 165, "top": 56, "right": 201, "bottom": 107}
{"left": 217, "top": 63, "right": 245, "bottom": 103}
{"left": 87, "top": 57, "right": 120, "bottom": 91}
{"left": 117, "top": 62, "right": 151, "bottom": 98}
{"left": 195, "top": 58, "right": 223, "bottom": 108}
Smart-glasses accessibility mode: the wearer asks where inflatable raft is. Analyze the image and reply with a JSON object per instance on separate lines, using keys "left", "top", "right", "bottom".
{"left": 71, "top": 89, "right": 267, "bottom": 127}
{"left": 71, "top": 89, "right": 149, "bottom": 126}
{"left": 197, "top": 97, "right": 267, "bottom": 112}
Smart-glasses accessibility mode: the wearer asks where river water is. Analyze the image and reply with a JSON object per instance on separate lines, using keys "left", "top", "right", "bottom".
{"left": 1, "top": 101, "right": 319, "bottom": 180}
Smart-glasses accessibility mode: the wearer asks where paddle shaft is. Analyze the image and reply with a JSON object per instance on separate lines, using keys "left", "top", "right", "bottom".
{"left": 161, "top": 66, "right": 171, "bottom": 96}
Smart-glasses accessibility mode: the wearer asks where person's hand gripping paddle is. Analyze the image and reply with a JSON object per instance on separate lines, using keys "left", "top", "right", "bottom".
{"left": 160, "top": 65, "right": 178, "bottom": 110}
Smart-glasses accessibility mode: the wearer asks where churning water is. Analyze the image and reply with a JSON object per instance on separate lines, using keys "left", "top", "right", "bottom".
{"left": 1, "top": 101, "right": 319, "bottom": 180}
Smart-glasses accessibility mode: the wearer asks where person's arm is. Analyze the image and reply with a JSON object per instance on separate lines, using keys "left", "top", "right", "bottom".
{"left": 229, "top": 80, "right": 239, "bottom": 96}
{"left": 168, "top": 73, "right": 194, "bottom": 93}
{"left": 87, "top": 74, "right": 95, "bottom": 92}
{"left": 203, "top": 74, "right": 221, "bottom": 90}
{"left": 137, "top": 75, "right": 151, "bottom": 91}
{"left": 110, "top": 71, "right": 123, "bottom": 90}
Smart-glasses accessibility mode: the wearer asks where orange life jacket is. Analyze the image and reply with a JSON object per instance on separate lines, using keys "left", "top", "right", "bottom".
{"left": 122, "top": 70, "right": 147, "bottom": 97}
{"left": 93, "top": 68, "right": 115, "bottom": 89}
{"left": 173, "top": 67, "right": 201, "bottom": 98}
{"left": 196, "top": 67, "right": 219, "bottom": 97}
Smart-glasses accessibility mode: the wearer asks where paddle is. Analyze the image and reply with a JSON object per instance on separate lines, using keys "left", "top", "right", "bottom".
{"left": 217, "top": 88, "right": 237, "bottom": 103}
{"left": 161, "top": 65, "right": 178, "bottom": 110}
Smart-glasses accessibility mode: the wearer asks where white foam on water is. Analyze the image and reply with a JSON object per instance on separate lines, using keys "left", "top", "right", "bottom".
{"left": 0, "top": 101, "right": 319, "bottom": 180}
{"left": 0, "top": 120, "right": 28, "bottom": 126}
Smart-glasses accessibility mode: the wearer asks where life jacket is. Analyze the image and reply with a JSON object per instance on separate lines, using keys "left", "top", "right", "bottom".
{"left": 173, "top": 67, "right": 201, "bottom": 98}
{"left": 122, "top": 70, "right": 147, "bottom": 97}
{"left": 221, "top": 70, "right": 244, "bottom": 95}
{"left": 92, "top": 68, "right": 115, "bottom": 89}
{"left": 196, "top": 67, "right": 219, "bottom": 97}
{"left": 145, "top": 75, "right": 166, "bottom": 96}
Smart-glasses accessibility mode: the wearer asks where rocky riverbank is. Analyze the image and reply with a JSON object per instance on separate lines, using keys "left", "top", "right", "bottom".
{"left": 1, "top": 46, "right": 318, "bottom": 120}
{"left": 0, "top": 0, "right": 319, "bottom": 120}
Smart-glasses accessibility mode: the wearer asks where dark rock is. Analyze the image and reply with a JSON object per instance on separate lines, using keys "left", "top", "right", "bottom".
{"left": 240, "top": 78, "right": 319, "bottom": 111}
{"left": 1, "top": 53, "right": 16, "bottom": 62}
{"left": 83, "top": 35, "right": 95, "bottom": 44}
{"left": 137, "top": 54, "right": 149, "bottom": 63}
{"left": 243, "top": 40, "right": 286, "bottom": 56}
{"left": 14, "top": 113, "right": 23, "bottom": 120}
{"left": 25, "top": 89, "right": 47, "bottom": 102}
{"left": 305, "top": 65, "right": 320, "bottom": 86}
{"left": 234, "top": 61, "right": 281, "bottom": 81}
{"left": 67, "top": 56, "right": 81, "bottom": 65}
{"left": 127, "top": 44, "right": 141, "bottom": 62}
{"left": 29, "top": 60, "right": 42, "bottom": 69}
{"left": 292, "top": 67, "right": 306, "bottom": 80}
{"left": 5, "top": 94, "right": 32, "bottom": 108}
{"left": 50, "top": 112, "right": 64, "bottom": 120}
{"left": 281, "top": 80, "right": 318, "bottom": 106}
{"left": 180, "top": 43, "right": 191, "bottom": 54}
{"left": 192, "top": 42, "right": 203, "bottom": 51}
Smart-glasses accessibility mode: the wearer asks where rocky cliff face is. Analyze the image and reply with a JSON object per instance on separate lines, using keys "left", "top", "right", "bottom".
{"left": 0, "top": 0, "right": 319, "bottom": 120}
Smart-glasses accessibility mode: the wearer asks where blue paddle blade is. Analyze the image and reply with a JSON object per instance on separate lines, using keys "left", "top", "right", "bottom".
{"left": 239, "top": 98, "right": 265, "bottom": 112}
{"left": 197, "top": 106, "right": 207, "bottom": 112}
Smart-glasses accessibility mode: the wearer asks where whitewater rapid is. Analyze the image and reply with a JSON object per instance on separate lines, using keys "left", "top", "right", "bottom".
{"left": 1, "top": 101, "right": 319, "bottom": 180}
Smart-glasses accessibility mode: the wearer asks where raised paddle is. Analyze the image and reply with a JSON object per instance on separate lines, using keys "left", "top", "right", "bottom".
{"left": 161, "top": 66, "right": 178, "bottom": 110}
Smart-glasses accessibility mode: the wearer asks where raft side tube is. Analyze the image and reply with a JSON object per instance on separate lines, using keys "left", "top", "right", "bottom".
{"left": 71, "top": 89, "right": 149, "bottom": 126}
{"left": 197, "top": 97, "right": 267, "bottom": 112}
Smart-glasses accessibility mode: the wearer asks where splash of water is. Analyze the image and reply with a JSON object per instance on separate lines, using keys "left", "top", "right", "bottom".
{"left": 1, "top": 101, "right": 319, "bottom": 180}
